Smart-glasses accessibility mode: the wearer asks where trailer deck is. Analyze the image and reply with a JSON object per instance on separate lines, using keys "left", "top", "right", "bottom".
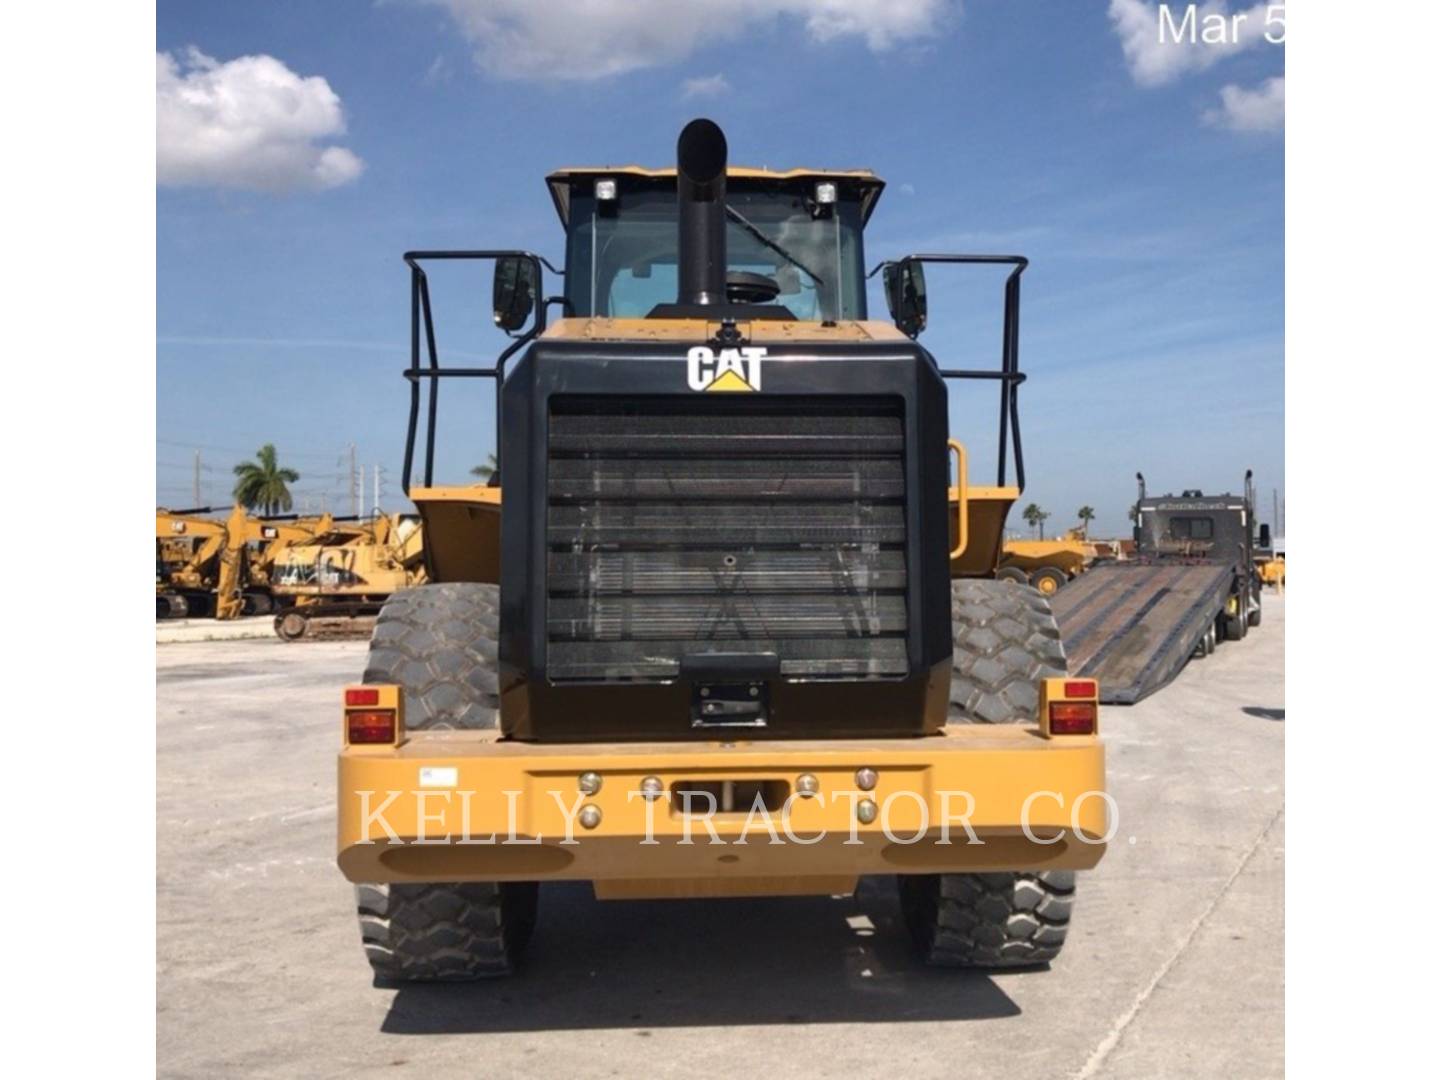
{"left": 1050, "top": 561, "right": 1234, "bottom": 704}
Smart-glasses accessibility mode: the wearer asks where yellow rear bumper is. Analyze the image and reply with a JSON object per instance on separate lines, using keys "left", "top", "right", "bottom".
{"left": 337, "top": 727, "right": 1108, "bottom": 898}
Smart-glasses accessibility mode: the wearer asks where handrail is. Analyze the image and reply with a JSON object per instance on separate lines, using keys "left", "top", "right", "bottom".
{"left": 399, "top": 250, "right": 557, "bottom": 494}
{"left": 866, "top": 253, "right": 1029, "bottom": 491}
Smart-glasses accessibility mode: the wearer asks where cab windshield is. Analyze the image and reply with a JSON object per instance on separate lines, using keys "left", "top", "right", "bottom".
{"left": 563, "top": 184, "right": 868, "bottom": 321}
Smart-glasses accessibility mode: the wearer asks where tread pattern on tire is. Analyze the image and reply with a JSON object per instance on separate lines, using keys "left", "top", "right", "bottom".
{"left": 901, "top": 579, "right": 1075, "bottom": 968}
{"left": 363, "top": 582, "right": 500, "bottom": 731}
{"left": 356, "top": 881, "right": 537, "bottom": 982}
{"left": 948, "top": 579, "right": 1066, "bottom": 725}
{"left": 355, "top": 583, "right": 534, "bottom": 982}
{"left": 900, "top": 870, "right": 1076, "bottom": 968}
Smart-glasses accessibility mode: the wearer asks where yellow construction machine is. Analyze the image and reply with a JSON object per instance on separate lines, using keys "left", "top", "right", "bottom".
{"left": 336, "top": 120, "right": 1107, "bottom": 982}
{"left": 271, "top": 514, "right": 426, "bottom": 640}
{"left": 156, "top": 506, "right": 331, "bottom": 619}
{"left": 155, "top": 505, "right": 256, "bottom": 619}
{"left": 998, "top": 537, "right": 1094, "bottom": 595}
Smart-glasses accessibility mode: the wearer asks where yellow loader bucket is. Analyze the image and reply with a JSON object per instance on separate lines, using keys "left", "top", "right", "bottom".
{"left": 950, "top": 486, "right": 1019, "bottom": 578}
{"left": 410, "top": 486, "right": 501, "bottom": 584}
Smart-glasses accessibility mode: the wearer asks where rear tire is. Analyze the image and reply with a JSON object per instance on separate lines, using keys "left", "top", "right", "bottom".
{"left": 362, "top": 583, "right": 500, "bottom": 731}
{"left": 1247, "top": 601, "right": 1262, "bottom": 628}
{"left": 899, "top": 870, "right": 1076, "bottom": 968}
{"left": 356, "top": 881, "right": 538, "bottom": 982}
{"left": 995, "top": 566, "right": 1029, "bottom": 585}
{"left": 947, "top": 579, "right": 1066, "bottom": 725}
{"left": 904, "top": 580, "right": 1076, "bottom": 967}
{"left": 354, "top": 584, "right": 532, "bottom": 981}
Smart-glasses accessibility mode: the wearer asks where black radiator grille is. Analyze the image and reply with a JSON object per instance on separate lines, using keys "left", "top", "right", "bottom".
{"left": 545, "top": 399, "right": 909, "bottom": 682}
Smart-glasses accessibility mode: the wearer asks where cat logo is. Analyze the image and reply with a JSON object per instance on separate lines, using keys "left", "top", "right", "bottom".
{"left": 687, "top": 346, "right": 765, "bottom": 392}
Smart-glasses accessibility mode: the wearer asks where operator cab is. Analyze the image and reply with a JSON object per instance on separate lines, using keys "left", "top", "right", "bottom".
{"left": 545, "top": 167, "right": 884, "bottom": 322}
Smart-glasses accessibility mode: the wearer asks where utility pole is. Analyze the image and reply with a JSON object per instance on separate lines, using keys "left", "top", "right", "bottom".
{"left": 349, "top": 443, "right": 359, "bottom": 517}
{"left": 359, "top": 464, "right": 367, "bottom": 519}
{"left": 373, "top": 463, "right": 381, "bottom": 516}
{"left": 193, "top": 450, "right": 201, "bottom": 506}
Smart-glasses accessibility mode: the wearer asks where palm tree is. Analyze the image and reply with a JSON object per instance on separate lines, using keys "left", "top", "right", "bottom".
{"left": 470, "top": 453, "right": 498, "bottom": 481}
{"left": 232, "top": 444, "right": 300, "bottom": 516}
{"left": 1076, "top": 506, "right": 1096, "bottom": 538}
{"left": 1022, "top": 503, "right": 1051, "bottom": 539}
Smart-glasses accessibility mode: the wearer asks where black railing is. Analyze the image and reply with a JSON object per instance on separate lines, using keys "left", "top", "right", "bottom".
{"left": 867, "top": 254, "right": 1029, "bottom": 491}
{"left": 403, "top": 250, "right": 1028, "bottom": 495}
{"left": 400, "top": 250, "right": 561, "bottom": 493}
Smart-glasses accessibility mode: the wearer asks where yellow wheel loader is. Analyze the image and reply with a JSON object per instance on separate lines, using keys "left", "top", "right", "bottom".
{"left": 337, "top": 120, "right": 1107, "bottom": 981}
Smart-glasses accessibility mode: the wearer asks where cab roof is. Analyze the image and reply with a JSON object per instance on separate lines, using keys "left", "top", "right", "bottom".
{"left": 545, "top": 166, "right": 886, "bottom": 227}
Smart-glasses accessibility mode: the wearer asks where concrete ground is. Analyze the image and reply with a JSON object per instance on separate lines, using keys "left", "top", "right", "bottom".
{"left": 157, "top": 595, "right": 1284, "bottom": 1079}
{"left": 156, "top": 614, "right": 276, "bottom": 644}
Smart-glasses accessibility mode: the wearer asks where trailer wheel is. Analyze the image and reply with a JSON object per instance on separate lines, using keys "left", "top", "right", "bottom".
{"left": 356, "top": 881, "right": 538, "bottom": 983}
{"left": 996, "top": 566, "right": 1028, "bottom": 585}
{"left": 362, "top": 583, "right": 500, "bottom": 731}
{"left": 354, "top": 584, "right": 533, "bottom": 981}
{"left": 1247, "top": 601, "right": 1262, "bottom": 628}
{"left": 1224, "top": 610, "right": 1248, "bottom": 641}
{"left": 903, "top": 580, "right": 1075, "bottom": 967}
{"left": 1028, "top": 566, "right": 1067, "bottom": 597}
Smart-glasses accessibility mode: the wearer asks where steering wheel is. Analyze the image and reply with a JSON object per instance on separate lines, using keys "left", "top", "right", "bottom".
{"left": 725, "top": 271, "right": 782, "bottom": 304}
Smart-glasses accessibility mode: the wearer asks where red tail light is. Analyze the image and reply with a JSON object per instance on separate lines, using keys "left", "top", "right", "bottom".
{"left": 345, "top": 687, "right": 381, "bottom": 707}
{"left": 347, "top": 709, "right": 397, "bottom": 744}
{"left": 1049, "top": 702, "right": 1097, "bottom": 735}
{"left": 1063, "top": 680, "right": 1097, "bottom": 698}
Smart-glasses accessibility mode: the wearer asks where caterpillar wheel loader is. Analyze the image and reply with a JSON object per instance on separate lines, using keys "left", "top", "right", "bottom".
{"left": 337, "top": 120, "right": 1108, "bottom": 982}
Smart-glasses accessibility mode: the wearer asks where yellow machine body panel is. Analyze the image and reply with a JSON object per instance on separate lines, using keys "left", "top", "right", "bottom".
{"left": 949, "top": 486, "right": 1020, "bottom": 577}
{"left": 409, "top": 486, "right": 501, "bottom": 585}
{"left": 270, "top": 514, "right": 426, "bottom": 600}
{"left": 540, "top": 316, "right": 911, "bottom": 345}
{"left": 337, "top": 724, "right": 1107, "bottom": 896}
{"left": 1001, "top": 538, "right": 1093, "bottom": 578}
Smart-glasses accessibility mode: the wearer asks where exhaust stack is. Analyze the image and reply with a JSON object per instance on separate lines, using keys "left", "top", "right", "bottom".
{"left": 676, "top": 118, "right": 728, "bottom": 306}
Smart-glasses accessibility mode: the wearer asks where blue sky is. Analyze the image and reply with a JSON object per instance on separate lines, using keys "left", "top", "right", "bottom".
{"left": 157, "top": 1, "right": 1284, "bottom": 536}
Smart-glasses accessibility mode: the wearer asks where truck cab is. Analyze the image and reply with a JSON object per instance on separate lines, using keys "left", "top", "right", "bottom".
{"left": 1134, "top": 475, "right": 1266, "bottom": 639}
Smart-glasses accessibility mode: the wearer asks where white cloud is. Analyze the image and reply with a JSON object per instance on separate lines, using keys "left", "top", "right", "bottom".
{"left": 1205, "top": 76, "right": 1284, "bottom": 132}
{"left": 156, "top": 47, "right": 364, "bottom": 193}
{"left": 681, "top": 73, "right": 731, "bottom": 99}
{"left": 421, "top": 0, "right": 953, "bottom": 80}
{"left": 1108, "top": 0, "right": 1273, "bottom": 86}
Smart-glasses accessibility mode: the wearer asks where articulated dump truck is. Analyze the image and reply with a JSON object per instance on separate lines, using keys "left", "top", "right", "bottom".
{"left": 337, "top": 120, "right": 1109, "bottom": 982}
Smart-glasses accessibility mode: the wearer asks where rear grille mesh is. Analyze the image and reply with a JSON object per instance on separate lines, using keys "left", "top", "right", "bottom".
{"left": 545, "top": 398, "right": 908, "bottom": 681}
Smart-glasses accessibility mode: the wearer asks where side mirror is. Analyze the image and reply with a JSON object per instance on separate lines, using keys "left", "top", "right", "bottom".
{"left": 492, "top": 256, "right": 538, "bottom": 333}
{"left": 883, "top": 260, "right": 928, "bottom": 338}
{"left": 1258, "top": 523, "right": 1271, "bottom": 549}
